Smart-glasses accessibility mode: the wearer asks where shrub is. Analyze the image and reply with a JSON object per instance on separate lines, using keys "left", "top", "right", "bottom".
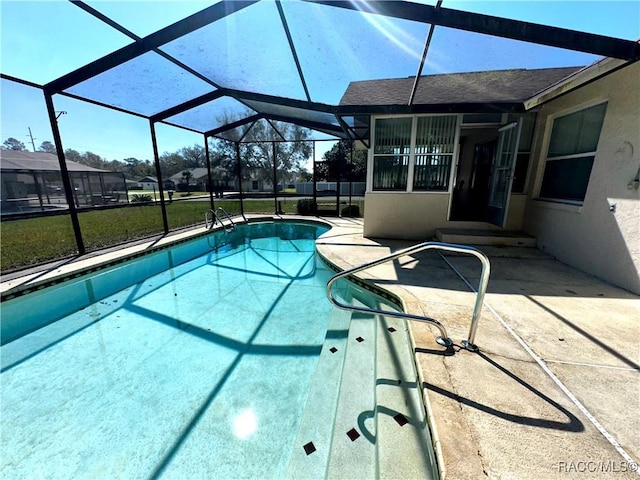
{"left": 130, "top": 194, "right": 153, "bottom": 203}
{"left": 341, "top": 204, "right": 360, "bottom": 217}
{"left": 296, "top": 198, "right": 317, "bottom": 214}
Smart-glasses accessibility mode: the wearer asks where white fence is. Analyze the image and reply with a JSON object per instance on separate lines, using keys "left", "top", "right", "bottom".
{"left": 295, "top": 182, "right": 365, "bottom": 195}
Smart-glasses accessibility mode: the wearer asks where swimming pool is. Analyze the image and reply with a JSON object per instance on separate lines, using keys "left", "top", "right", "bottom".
{"left": 1, "top": 220, "right": 437, "bottom": 479}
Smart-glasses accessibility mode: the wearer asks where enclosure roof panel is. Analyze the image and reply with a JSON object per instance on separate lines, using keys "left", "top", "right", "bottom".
{"left": 0, "top": 1, "right": 132, "bottom": 85}
{"left": 65, "top": 52, "right": 216, "bottom": 117}
{"left": 1, "top": 0, "right": 638, "bottom": 142}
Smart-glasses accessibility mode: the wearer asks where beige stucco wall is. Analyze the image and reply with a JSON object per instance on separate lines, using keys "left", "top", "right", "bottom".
{"left": 524, "top": 62, "right": 640, "bottom": 294}
{"left": 363, "top": 192, "right": 506, "bottom": 239}
{"left": 504, "top": 194, "right": 526, "bottom": 231}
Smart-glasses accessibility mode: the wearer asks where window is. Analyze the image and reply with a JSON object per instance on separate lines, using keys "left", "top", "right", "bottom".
{"left": 539, "top": 103, "right": 607, "bottom": 203}
{"left": 372, "top": 118, "right": 411, "bottom": 190}
{"left": 372, "top": 115, "right": 457, "bottom": 192}
{"left": 511, "top": 112, "right": 536, "bottom": 193}
{"left": 413, "top": 116, "right": 457, "bottom": 191}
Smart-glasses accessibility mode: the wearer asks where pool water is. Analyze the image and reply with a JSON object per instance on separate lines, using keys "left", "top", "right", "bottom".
{"left": 1, "top": 221, "right": 433, "bottom": 479}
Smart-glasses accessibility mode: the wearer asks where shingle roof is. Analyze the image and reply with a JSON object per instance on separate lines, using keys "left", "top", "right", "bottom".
{"left": 0, "top": 150, "right": 108, "bottom": 172}
{"left": 169, "top": 168, "right": 209, "bottom": 181}
{"left": 339, "top": 66, "right": 584, "bottom": 106}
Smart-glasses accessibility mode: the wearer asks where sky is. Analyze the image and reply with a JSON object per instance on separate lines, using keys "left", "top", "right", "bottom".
{"left": 1, "top": 0, "right": 639, "bottom": 167}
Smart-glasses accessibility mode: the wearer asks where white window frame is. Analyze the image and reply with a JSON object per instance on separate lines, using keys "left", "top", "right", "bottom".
{"left": 369, "top": 114, "right": 461, "bottom": 194}
{"left": 536, "top": 100, "right": 607, "bottom": 205}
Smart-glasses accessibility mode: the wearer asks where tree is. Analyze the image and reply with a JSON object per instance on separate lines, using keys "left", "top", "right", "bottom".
{"left": 159, "top": 151, "right": 190, "bottom": 179}
{"left": 207, "top": 113, "right": 313, "bottom": 189}
{"left": 180, "top": 145, "right": 206, "bottom": 169}
{"left": 2, "top": 137, "right": 26, "bottom": 151}
{"left": 295, "top": 167, "right": 313, "bottom": 182}
{"left": 181, "top": 170, "right": 194, "bottom": 185}
{"left": 38, "top": 141, "right": 57, "bottom": 154}
{"left": 122, "top": 158, "right": 154, "bottom": 179}
{"left": 316, "top": 140, "right": 367, "bottom": 182}
{"left": 181, "top": 170, "right": 194, "bottom": 195}
{"left": 82, "top": 151, "right": 106, "bottom": 169}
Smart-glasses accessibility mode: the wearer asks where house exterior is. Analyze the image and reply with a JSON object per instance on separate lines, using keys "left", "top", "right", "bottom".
{"left": 341, "top": 60, "right": 640, "bottom": 294}
{"left": 168, "top": 167, "right": 275, "bottom": 194}
{"left": 0, "top": 150, "right": 128, "bottom": 213}
{"left": 137, "top": 176, "right": 159, "bottom": 190}
{"left": 169, "top": 168, "right": 210, "bottom": 191}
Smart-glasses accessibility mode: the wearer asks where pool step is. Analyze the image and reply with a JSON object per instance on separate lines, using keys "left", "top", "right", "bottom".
{"left": 287, "top": 284, "right": 438, "bottom": 479}
{"left": 325, "top": 309, "right": 379, "bottom": 479}
{"left": 374, "top": 316, "right": 439, "bottom": 480}
{"left": 285, "top": 306, "right": 351, "bottom": 480}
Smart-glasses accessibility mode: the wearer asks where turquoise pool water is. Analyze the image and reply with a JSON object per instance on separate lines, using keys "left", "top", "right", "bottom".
{"left": 1, "top": 221, "right": 430, "bottom": 479}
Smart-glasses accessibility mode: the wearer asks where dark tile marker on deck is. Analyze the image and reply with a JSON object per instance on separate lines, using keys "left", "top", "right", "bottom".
{"left": 346, "top": 428, "right": 360, "bottom": 441}
{"left": 387, "top": 327, "right": 396, "bottom": 333}
{"left": 393, "top": 413, "right": 409, "bottom": 426}
{"left": 356, "top": 336, "right": 364, "bottom": 343}
{"left": 303, "top": 442, "right": 316, "bottom": 455}
{"left": 329, "top": 347, "right": 338, "bottom": 353}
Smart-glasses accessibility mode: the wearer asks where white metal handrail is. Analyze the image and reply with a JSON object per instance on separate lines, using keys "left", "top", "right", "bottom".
{"left": 205, "top": 207, "right": 236, "bottom": 232}
{"left": 326, "top": 241, "right": 491, "bottom": 351}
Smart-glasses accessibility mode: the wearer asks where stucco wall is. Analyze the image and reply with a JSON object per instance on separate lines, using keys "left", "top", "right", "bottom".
{"left": 363, "top": 192, "right": 505, "bottom": 239}
{"left": 524, "top": 62, "right": 640, "bottom": 294}
{"left": 505, "top": 194, "right": 526, "bottom": 231}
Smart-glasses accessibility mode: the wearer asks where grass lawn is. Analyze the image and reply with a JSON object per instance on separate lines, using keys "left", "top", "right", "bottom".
{"left": 1, "top": 197, "right": 363, "bottom": 272}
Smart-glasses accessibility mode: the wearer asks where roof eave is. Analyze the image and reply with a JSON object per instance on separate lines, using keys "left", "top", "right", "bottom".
{"left": 524, "top": 58, "right": 636, "bottom": 109}
{"left": 337, "top": 102, "right": 525, "bottom": 115}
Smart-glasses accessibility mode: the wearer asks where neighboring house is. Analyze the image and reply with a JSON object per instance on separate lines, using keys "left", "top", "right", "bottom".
{"left": 137, "top": 176, "right": 158, "bottom": 190}
{"left": 169, "top": 168, "right": 209, "bottom": 191}
{"left": 0, "top": 150, "right": 128, "bottom": 213}
{"left": 168, "top": 168, "right": 270, "bottom": 194}
{"left": 126, "top": 179, "right": 143, "bottom": 190}
{"left": 340, "top": 60, "right": 640, "bottom": 294}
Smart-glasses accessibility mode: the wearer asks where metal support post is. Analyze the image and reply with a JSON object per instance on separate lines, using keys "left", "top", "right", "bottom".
{"left": 43, "top": 90, "right": 85, "bottom": 255}
{"left": 235, "top": 142, "right": 244, "bottom": 216}
{"left": 149, "top": 121, "right": 169, "bottom": 234}
{"left": 204, "top": 134, "right": 215, "bottom": 211}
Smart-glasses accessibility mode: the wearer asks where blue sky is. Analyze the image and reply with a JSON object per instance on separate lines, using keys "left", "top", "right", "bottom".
{"left": 1, "top": 0, "right": 639, "bottom": 165}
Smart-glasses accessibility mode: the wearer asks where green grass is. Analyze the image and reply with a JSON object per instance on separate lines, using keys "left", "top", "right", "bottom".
{"left": 1, "top": 197, "right": 363, "bottom": 272}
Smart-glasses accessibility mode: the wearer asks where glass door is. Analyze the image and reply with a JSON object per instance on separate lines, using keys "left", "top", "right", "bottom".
{"left": 487, "top": 121, "right": 521, "bottom": 227}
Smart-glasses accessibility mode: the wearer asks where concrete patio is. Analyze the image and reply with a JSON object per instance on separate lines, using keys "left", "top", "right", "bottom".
{"left": 316, "top": 217, "right": 639, "bottom": 479}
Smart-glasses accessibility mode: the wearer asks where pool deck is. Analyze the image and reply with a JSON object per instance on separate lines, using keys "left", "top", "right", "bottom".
{"left": 315, "top": 217, "right": 640, "bottom": 480}
{"left": 2, "top": 215, "right": 639, "bottom": 479}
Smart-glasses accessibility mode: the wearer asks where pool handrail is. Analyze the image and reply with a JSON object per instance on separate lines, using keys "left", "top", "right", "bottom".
{"left": 326, "top": 241, "right": 491, "bottom": 351}
{"left": 205, "top": 207, "right": 236, "bottom": 232}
